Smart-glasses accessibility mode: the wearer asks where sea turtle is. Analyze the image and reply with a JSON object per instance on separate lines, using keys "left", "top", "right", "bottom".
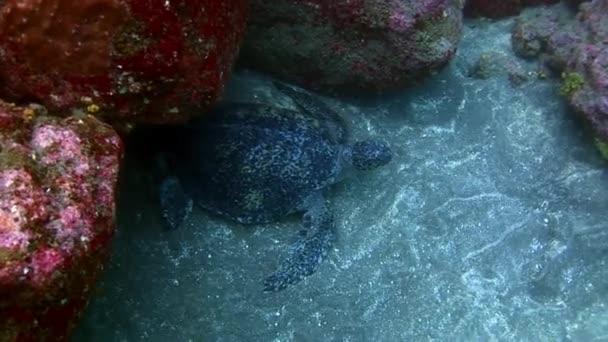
{"left": 157, "top": 82, "right": 392, "bottom": 292}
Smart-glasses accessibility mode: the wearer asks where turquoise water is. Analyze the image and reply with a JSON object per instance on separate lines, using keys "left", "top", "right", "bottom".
{"left": 73, "top": 17, "right": 608, "bottom": 341}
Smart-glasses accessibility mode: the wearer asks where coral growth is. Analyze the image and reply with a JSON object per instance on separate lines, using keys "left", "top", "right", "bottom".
{"left": 511, "top": 0, "right": 608, "bottom": 149}
{"left": 0, "top": 0, "right": 248, "bottom": 124}
{"left": 0, "top": 100, "right": 122, "bottom": 341}
{"left": 240, "top": 0, "right": 463, "bottom": 94}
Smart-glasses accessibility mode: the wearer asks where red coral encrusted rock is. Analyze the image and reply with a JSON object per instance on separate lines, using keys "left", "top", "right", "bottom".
{"left": 464, "top": 0, "right": 560, "bottom": 19}
{"left": 0, "top": 101, "right": 122, "bottom": 341}
{"left": 240, "top": 0, "right": 463, "bottom": 95}
{"left": 0, "top": 0, "right": 248, "bottom": 125}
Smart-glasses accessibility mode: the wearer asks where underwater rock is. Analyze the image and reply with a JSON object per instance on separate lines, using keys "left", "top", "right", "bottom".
{"left": 0, "top": 101, "right": 122, "bottom": 341}
{"left": 569, "top": 45, "right": 608, "bottom": 142}
{"left": 0, "top": 0, "right": 247, "bottom": 124}
{"left": 240, "top": 0, "right": 463, "bottom": 95}
{"left": 511, "top": 6, "right": 584, "bottom": 64}
{"left": 567, "top": 0, "right": 591, "bottom": 7}
{"left": 468, "top": 51, "right": 531, "bottom": 86}
{"left": 464, "top": 0, "right": 560, "bottom": 18}
{"left": 511, "top": 0, "right": 608, "bottom": 149}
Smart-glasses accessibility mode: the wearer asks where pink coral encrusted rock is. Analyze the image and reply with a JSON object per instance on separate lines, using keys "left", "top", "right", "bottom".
{"left": 0, "top": 100, "right": 122, "bottom": 341}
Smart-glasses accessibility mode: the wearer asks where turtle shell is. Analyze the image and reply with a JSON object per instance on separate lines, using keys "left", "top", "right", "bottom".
{"left": 173, "top": 103, "right": 344, "bottom": 224}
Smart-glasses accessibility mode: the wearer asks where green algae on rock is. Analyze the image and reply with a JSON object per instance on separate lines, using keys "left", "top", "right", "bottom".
{"left": 595, "top": 138, "right": 608, "bottom": 160}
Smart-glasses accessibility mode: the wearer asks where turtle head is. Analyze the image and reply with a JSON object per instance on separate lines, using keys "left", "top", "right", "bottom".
{"left": 351, "top": 140, "right": 392, "bottom": 171}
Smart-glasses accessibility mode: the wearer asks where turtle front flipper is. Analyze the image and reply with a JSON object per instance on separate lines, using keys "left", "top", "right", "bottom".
{"left": 263, "top": 193, "right": 336, "bottom": 292}
{"left": 159, "top": 175, "right": 193, "bottom": 230}
{"left": 272, "top": 81, "right": 350, "bottom": 144}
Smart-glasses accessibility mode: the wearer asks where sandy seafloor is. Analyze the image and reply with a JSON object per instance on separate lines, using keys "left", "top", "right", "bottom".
{"left": 74, "top": 15, "right": 608, "bottom": 342}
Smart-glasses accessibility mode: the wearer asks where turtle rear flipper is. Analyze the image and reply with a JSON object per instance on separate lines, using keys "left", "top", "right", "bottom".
{"left": 263, "top": 193, "right": 336, "bottom": 292}
{"left": 159, "top": 176, "right": 193, "bottom": 230}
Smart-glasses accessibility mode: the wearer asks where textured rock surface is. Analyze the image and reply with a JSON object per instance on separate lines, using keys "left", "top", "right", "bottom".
{"left": 239, "top": 0, "right": 463, "bottom": 95}
{"left": 0, "top": 0, "right": 247, "bottom": 124}
{"left": 74, "top": 18, "right": 607, "bottom": 341}
{"left": 0, "top": 101, "right": 122, "bottom": 341}
{"left": 465, "top": 0, "right": 560, "bottom": 18}
{"left": 467, "top": 51, "right": 532, "bottom": 86}
{"left": 511, "top": 0, "right": 608, "bottom": 144}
